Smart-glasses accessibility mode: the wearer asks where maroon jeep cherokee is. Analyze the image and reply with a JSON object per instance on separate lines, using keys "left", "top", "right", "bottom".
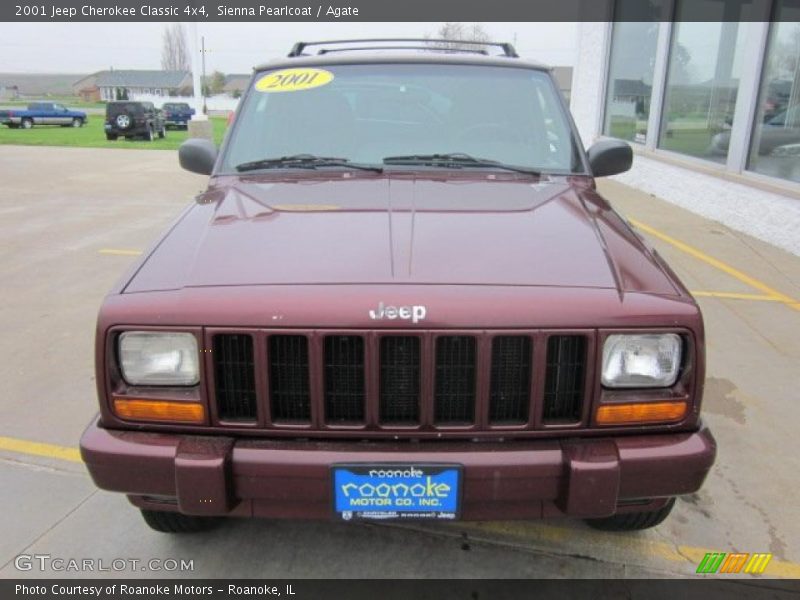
{"left": 80, "top": 39, "right": 716, "bottom": 533}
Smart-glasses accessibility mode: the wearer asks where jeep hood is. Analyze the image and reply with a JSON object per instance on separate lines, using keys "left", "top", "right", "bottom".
{"left": 124, "top": 175, "right": 679, "bottom": 296}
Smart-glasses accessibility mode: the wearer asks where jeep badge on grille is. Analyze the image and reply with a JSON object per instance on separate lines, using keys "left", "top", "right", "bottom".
{"left": 369, "top": 302, "right": 427, "bottom": 323}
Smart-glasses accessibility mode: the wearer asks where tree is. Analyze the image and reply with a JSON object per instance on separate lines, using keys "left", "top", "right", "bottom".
{"left": 161, "top": 24, "right": 189, "bottom": 72}
{"left": 209, "top": 71, "right": 226, "bottom": 95}
{"left": 428, "top": 23, "right": 490, "bottom": 51}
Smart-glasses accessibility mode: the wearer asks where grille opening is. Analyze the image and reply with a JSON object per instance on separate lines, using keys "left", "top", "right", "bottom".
{"left": 269, "top": 335, "right": 311, "bottom": 422}
{"left": 213, "top": 334, "right": 257, "bottom": 422}
{"left": 543, "top": 335, "right": 587, "bottom": 423}
{"left": 434, "top": 336, "right": 476, "bottom": 424}
{"left": 324, "top": 336, "right": 365, "bottom": 423}
{"left": 489, "top": 336, "right": 532, "bottom": 424}
{"left": 380, "top": 336, "right": 420, "bottom": 424}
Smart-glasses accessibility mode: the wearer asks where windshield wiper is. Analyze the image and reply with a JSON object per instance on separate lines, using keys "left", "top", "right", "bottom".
{"left": 382, "top": 153, "right": 542, "bottom": 176}
{"left": 236, "top": 154, "right": 383, "bottom": 173}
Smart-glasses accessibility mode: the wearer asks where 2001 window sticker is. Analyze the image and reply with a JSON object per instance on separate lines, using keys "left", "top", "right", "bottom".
{"left": 255, "top": 68, "right": 334, "bottom": 93}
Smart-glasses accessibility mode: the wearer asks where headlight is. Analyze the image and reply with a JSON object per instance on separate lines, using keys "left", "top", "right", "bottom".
{"left": 601, "top": 334, "right": 681, "bottom": 388}
{"left": 119, "top": 332, "right": 199, "bottom": 386}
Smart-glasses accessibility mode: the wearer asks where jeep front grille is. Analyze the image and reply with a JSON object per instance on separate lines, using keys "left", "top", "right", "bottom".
{"left": 435, "top": 336, "right": 476, "bottom": 424}
{"left": 543, "top": 335, "right": 587, "bottom": 423}
{"left": 269, "top": 335, "right": 311, "bottom": 422}
{"left": 380, "top": 336, "right": 421, "bottom": 423}
{"left": 208, "top": 330, "right": 591, "bottom": 436}
{"left": 213, "top": 334, "right": 257, "bottom": 421}
{"left": 489, "top": 336, "right": 532, "bottom": 424}
{"left": 324, "top": 335, "right": 365, "bottom": 423}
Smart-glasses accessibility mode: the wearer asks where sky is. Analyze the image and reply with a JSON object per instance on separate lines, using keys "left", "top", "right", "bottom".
{"left": 0, "top": 22, "right": 578, "bottom": 75}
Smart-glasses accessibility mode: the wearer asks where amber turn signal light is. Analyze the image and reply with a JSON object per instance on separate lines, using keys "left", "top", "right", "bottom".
{"left": 596, "top": 401, "right": 687, "bottom": 425}
{"left": 113, "top": 398, "right": 205, "bottom": 424}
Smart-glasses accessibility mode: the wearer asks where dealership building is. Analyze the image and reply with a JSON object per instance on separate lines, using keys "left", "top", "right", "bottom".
{"left": 569, "top": 0, "right": 800, "bottom": 255}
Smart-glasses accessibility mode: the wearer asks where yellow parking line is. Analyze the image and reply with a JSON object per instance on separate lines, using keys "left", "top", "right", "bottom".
{"left": 629, "top": 219, "right": 800, "bottom": 311}
{"left": 690, "top": 291, "right": 786, "bottom": 302}
{"left": 98, "top": 248, "right": 142, "bottom": 256}
{"left": 0, "top": 435, "right": 82, "bottom": 463}
{"left": 463, "top": 522, "right": 800, "bottom": 578}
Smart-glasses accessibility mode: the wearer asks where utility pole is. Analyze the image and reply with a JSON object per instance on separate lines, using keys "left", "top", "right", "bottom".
{"left": 187, "top": 23, "right": 211, "bottom": 140}
{"left": 201, "top": 36, "right": 208, "bottom": 115}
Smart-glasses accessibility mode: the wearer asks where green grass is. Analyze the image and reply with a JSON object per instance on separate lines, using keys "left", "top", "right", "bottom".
{"left": 660, "top": 130, "right": 715, "bottom": 157}
{"left": 0, "top": 116, "right": 228, "bottom": 150}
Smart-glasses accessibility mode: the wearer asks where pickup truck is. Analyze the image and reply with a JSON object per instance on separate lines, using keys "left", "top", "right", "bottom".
{"left": 0, "top": 102, "right": 87, "bottom": 129}
{"left": 162, "top": 102, "right": 195, "bottom": 129}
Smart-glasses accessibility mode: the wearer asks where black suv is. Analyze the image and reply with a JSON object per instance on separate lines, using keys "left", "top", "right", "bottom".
{"left": 104, "top": 101, "right": 166, "bottom": 141}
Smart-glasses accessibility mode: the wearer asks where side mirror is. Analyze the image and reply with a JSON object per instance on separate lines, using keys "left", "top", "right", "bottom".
{"left": 179, "top": 138, "right": 218, "bottom": 175}
{"left": 586, "top": 140, "right": 633, "bottom": 177}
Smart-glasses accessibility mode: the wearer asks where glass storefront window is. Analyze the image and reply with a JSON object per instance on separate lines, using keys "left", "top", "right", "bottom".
{"left": 748, "top": 2, "right": 800, "bottom": 183}
{"left": 603, "top": 21, "right": 660, "bottom": 143}
{"left": 659, "top": 1, "right": 749, "bottom": 163}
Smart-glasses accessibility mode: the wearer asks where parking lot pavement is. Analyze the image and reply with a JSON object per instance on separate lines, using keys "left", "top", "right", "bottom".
{"left": 1, "top": 145, "right": 799, "bottom": 580}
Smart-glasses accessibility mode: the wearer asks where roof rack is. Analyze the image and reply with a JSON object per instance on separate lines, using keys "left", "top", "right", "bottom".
{"left": 318, "top": 45, "right": 488, "bottom": 56}
{"left": 288, "top": 38, "right": 518, "bottom": 58}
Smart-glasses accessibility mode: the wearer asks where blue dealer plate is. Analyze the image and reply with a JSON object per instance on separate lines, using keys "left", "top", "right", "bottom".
{"left": 332, "top": 464, "right": 461, "bottom": 521}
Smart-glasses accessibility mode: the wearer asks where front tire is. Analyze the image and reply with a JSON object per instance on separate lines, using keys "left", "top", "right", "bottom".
{"left": 158, "top": 125, "right": 166, "bottom": 139}
{"left": 140, "top": 509, "right": 218, "bottom": 533}
{"left": 72, "top": 118, "right": 83, "bottom": 127}
{"left": 143, "top": 127, "right": 154, "bottom": 142}
{"left": 21, "top": 118, "right": 33, "bottom": 129}
{"left": 585, "top": 498, "right": 676, "bottom": 531}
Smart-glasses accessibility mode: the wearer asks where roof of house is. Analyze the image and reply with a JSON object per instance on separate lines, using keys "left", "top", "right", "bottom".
{"left": 223, "top": 73, "right": 251, "bottom": 92}
{"left": 0, "top": 72, "right": 87, "bottom": 96}
{"left": 95, "top": 70, "right": 191, "bottom": 88}
{"left": 224, "top": 73, "right": 250, "bottom": 84}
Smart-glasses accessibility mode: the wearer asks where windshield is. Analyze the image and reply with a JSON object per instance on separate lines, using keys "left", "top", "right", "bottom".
{"left": 221, "top": 63, "right": 584, "bottom": 174}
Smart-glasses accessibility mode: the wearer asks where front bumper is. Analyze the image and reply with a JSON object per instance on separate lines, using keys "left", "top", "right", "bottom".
{"left": 80, "top": 418, "right": 716, "bottom": 520}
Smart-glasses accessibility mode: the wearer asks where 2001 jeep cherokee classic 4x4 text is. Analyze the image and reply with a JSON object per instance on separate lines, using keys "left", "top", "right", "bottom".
{"left": 80, "top": 39, "right": 716, "bottom": 533}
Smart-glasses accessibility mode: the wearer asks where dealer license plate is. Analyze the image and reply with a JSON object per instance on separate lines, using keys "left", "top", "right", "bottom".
{"left": 332, "top": 464, "right": 461, "bottom": 521}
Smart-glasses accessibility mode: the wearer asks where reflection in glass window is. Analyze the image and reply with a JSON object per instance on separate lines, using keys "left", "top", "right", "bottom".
{"left": 659, "top": 1, "right": 749, "bottom": 163}
{"left": 603, "top": 22, "right": 659, "bottom": 143}
{"left": 748, "top": 2, "right": 800, "bottom": 183}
